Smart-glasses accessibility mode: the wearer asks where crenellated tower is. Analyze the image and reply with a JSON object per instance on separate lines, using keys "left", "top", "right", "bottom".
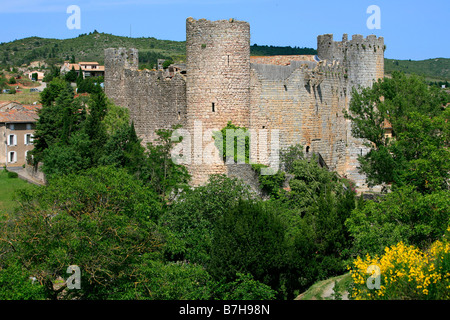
{"left": 317, "top": 33, "right": 384, "bottom": 89}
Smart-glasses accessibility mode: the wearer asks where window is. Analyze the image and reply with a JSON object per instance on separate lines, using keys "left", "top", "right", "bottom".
{"left": 306, "top": 146, "right": 310, "bottom": 153}
{"left": 8, "top": 151, "right": 16, "bottom": 163}
{"left": 26, "top": 123, "right": 32, "bottom": 130}
{"left": 25, "top": 134, "right": 33, "bottom": 145}
{"left": 8, "top": 134, "right": 17, "bottom": 146}
{"left": 212, "top": 103, "right": 215, "bottom": 112}
{"left": 9, "top": 124, "right": 15, "bottom": 130}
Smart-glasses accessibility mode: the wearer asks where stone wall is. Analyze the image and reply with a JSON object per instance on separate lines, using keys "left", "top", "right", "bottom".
{"left": 104, "top": 48, "right": 187, "bottom": 145}
{"left": 249, "top": 59, "right": 349, "bottom": 174}
{"left": 103, "top": 21, "right": 385, "bottom": 191}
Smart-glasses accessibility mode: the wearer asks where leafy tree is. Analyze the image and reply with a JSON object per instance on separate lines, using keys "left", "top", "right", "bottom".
{"left": 32, "top": 79, "right": 78, "bottom": 161}
{"left": 0, "top": 167, "right": 162, "bottom": 300}
{"left": 0, "top": 260, "right": 47, "bottom": 300}
{"left": 100, "top": 121, "right": 147, "bottom": 177}
{"left": 162, "top": 59, "right": 173, "bottom": 69}
{"left": 213, "top": 121, "right": 250, "bottom": 164}
{"left": 209, "top": 200, "right": 290, "bottom": 297}
{"left": 159, "top": 175, "right": 253, "bottom": 266}
{"left": 101, "top": 100, "right": 130, "bottom": 136}
{"left": 346, "top": 186, "right": 450, "bottom": 257}
{"left": 212, "top": 273, "right": 277, "bottom": 300}
{"left": 41, "top": 131, "right": 92, "bottom": 179}
{"left": 42, "top": 65, "right": 60, "bottom": 83}
{"left": 142, "top": 126, "right": 190, "bottom": 199}
{"left": 83, "top": 90, "right": 108, "bottom": 165}
{"left": 64, "top": 66, "right": 77, "bottom": 83}
{"left": 118, "top": 258, "right": 213, "bottom": 300}
{"left": 344, "top": 72, "right": 450, "bottom": 193}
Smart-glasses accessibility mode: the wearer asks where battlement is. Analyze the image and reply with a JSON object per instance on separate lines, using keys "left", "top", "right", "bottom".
{"left": 317, "top": 33, "right": 384, "bottom": 62}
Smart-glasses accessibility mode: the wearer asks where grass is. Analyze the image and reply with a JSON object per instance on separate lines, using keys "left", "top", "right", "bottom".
{"left": 0, "top": 91, "right": 40, "bottom": 104}
{"left": 0, "top": 169, "right": 34, "bottom": 214}
{"left": 295, "top": 273, "right": 352, "bottom": 300}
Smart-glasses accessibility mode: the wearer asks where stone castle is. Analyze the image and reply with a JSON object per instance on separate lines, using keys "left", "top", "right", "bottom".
{"left": 104, "top": 17, "right": 385, "bottom": 190}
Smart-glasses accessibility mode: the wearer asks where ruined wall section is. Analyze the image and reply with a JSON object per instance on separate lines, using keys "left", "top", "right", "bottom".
{"left": 104, "top": 48, "right": 187, "bottom": 146}
{"left": 250, "top": 60, "right": 349, "bottom": 173}
{"left": 186, "top": 18, "right": 251, "bottom": 185}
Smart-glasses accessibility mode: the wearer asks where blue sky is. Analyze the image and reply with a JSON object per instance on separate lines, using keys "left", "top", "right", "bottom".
{"left": 0, "top": 0, "right": 448, "bottom": 60}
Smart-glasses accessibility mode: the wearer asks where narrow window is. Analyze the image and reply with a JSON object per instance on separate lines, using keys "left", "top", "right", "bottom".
{"left": 8, "top": 134, "right": 16, "bottom": 146}
{"left": 284, "top": 85, "right": 287, "bottom": 91}
{"left": 227, "top": 55, "right": 230, "bottom": 66}
{"left": 9, "top": 151, "right": 16, "bottom": 163}
{"left": 306, "top": 146, "right": 310, "bottom": 153}
{"left": 25, "top": 134, "right": 32, "bottom": 145}
{"left": 212, "top": 103, "right": 215, "bottom": 112}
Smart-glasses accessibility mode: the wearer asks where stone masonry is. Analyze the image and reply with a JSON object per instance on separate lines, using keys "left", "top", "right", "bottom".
{"left": 104, "top": 18, "right": 385, "bottom": 191}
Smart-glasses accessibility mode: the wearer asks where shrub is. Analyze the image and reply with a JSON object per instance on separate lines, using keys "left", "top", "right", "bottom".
{"left": 349, "top": 229, "right": 450, "bottom": 300}
{"left": 7, "top": 171, "right": 18, "bottom": 179}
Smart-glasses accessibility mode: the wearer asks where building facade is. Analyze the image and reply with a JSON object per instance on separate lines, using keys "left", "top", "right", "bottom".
{"left": 0, "top": 101, "right": 40, "bottom": 168}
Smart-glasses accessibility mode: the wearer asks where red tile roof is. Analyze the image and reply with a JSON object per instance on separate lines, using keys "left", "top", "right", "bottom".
{"left": 0, "top": 102, "right": 41, "bottom": 123}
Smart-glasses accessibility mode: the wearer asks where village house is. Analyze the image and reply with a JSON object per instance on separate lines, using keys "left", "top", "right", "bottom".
{"left": 24, "top": 71, "right": 45, "bottom": 81}
{"left": 0, "top": 101, "right": 40, "bottom": 167}
{"left": 60, "top": 61, "right": 105, "bottom": 79}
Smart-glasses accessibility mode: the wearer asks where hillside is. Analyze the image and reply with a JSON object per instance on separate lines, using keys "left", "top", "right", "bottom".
{"left": 385, "top": 58, "right": 450, "bottom": 81}
{"left": 1, "top": 32, "right": 448, "bottom": 82}
{"left": 0, "top": 31, "right": 186, "bottom": 68}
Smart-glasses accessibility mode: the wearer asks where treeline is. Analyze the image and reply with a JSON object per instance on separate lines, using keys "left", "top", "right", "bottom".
{"left": 250, "top": 44, "right": 317, "bottom": 56}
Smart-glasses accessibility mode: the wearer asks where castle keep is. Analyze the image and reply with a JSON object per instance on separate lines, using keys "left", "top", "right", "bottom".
{"left": 104, "top": 18, "right": 385, "bottom": 190}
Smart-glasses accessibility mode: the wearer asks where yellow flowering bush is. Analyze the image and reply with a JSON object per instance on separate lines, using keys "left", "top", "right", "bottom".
{"left": 349, "top": 226, "right": 450, "bottom": 300}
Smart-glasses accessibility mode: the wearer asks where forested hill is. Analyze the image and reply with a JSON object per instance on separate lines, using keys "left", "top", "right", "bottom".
{"left": 0, "top": 32, "right": 448, "bottom": 81}
{"left": 0, "top": 32, "right": 317, "bottom": 68}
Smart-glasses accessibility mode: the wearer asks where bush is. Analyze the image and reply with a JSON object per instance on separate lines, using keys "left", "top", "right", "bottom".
{"left": 7, "top": 171, "right": 18, "bottom": 179}
{"left": 349, "top": 230, "right": 450, "bottom": 300}
{"left": 213, "top": 273, "right": 277, "bottom": 300}
{"left": 346, "top": 186, "right": 450, "bottom": 257}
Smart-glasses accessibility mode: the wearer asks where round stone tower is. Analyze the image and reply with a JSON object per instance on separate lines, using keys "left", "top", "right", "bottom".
{"left": 185, "top": 17, "right": 251, "bottom": 185}
{"left": 317, "top": 33, "right": 385, "bottom": 191}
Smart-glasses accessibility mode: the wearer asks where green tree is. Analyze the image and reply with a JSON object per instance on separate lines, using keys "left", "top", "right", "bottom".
{"left": 159, "top": 175, "right": 253, "bottom": 266}
{"left": 64, "top": 66, "right": 77, "bottom": 83}
{"left": 83, "top": 90, "right": 108, "bottom": 165}
{"left": 346, "top": 186, "right": 450, "bottom": 257}
{"left": 0, "top": 167, "right": 162, "bottom": 300}
{"left": 213, "top": 121, "right": 250, "bottom": 164}
{"left": 142, "top": 126, "right": 190, "bottom": 199}
{"left": 32, "top": 79, "right": 75, "bottom": 161}
{"left": 100, "top": 121, "right": 147, "bottom": 177}
{"left": 344, "top": 72, "right": 450, "bottom": 193}
{"left": 209, "top": 200, "right": 290, "bottom": 297}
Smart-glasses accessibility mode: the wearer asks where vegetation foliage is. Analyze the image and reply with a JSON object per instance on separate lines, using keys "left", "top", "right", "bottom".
{"left": 0, "top": 71, "right": 449, "bottom": 300}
